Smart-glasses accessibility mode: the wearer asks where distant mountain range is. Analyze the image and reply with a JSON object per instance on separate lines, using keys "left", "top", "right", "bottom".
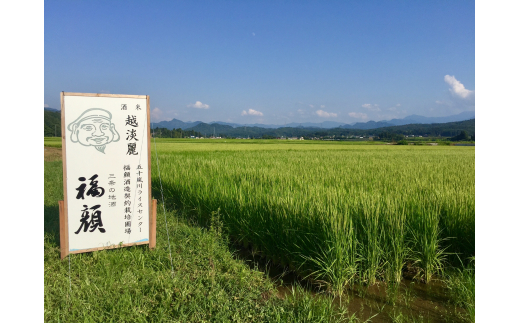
{"left": 177, "top": 119, "right": 475, "bottom": 139}
{"left": 152, "top": 119, "right": 202, "bottom": 130}
{"left": 152, "top": 111, "right": 475, "bottom": 130}
{"left": 44, "top": 107, "right": 474, "bottom": 138}
{"left": 340, "top": 111, "right": 476, "bottom": 130}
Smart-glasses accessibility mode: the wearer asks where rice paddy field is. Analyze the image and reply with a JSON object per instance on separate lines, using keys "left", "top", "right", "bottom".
{"left": 155, "top": 140, "right": 474, "bottom": 276}
{"left": 155, "top": 140, "right": 474, "bottom": 318}
{"left": 44, "top": 138, "right": 475, "bottom": 322}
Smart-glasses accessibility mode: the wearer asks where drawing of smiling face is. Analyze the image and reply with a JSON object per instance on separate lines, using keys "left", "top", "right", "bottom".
{"left": 77, "top": 118, "right": 114, "bottom": 146}
{"left": 68, "top": 108, "right": 120, "bottom": 153}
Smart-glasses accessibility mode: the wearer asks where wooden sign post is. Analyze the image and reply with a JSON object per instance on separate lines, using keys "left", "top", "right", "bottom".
{"left": 59, "top": 92, "right": 156, "bottom": 259}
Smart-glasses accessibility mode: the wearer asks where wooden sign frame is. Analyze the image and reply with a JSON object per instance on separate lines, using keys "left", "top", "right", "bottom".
{"left": 59, "top": 92, "right": 156, "bottom": 259}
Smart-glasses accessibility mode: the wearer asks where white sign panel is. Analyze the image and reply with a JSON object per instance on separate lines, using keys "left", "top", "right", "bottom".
{"left": 62, "top": 93, "right": 151, "bottom": 254}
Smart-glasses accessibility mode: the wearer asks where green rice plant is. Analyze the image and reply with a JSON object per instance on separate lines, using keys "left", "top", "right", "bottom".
{"left": 408, "top": 203, "right": 449, "bottom": 283}
{"left": 388, "top": 310, "right": 409, "bottom": 323}
{"left": 355, "top": 194, "right": 385, "bottom": 285}
{"left": 445, "top": 257, "right": 475, "bottom": 322}
{"left": 300, "top": 215, "right": 359, "bottom": 297}
{"left": 282, "top": 284, "right": 354, "bottom": 322}
{"left": 438, "top": 191, "right": 475, "bottom": 266}
{"left": 386, "top": 281, "right": 400, "bottom": 306}
{"left": 382, "top": 197, "right": 408, "bottom": 284}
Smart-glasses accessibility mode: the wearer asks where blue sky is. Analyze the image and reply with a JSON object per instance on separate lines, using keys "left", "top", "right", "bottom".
{"left": 45, "top": 1, "right": 475, "bottom": 124}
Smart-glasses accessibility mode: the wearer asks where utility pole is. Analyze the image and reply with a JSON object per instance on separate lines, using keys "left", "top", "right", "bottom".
{"left": 55, "top": 124, "right": 57, "bottom": 137}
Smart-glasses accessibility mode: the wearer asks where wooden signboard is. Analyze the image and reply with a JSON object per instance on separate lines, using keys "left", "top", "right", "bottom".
{"left": 60, "top": 92, "right": 156, "bottom": 259}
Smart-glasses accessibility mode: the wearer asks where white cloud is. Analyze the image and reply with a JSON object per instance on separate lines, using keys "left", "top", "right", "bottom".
{"left": 444, "top": 75, "right": 474, "bottom": 99}
{"left": 150, "top": 107, "right": 178, "bottom": 122}
{"left": 44, "top": 104, "right": 49, "bottom": 108}
{"left": 309, "top": 104, "right": 314, "bottom": 108}
{"left": 151, "top": 107, "right": 163, "bottom": 122}
{"left": 387, "top": 103, "right": 401, "bottom": 112}
{"left": 249, "top": 109, "right": 263, "bottom": 116}
{"left": 376, "top": 109, "right": 406, "bottom": 120}
{"left": 361, "top": 103, "right": 380, "bottom": 111}
{"left": 252, "top": 32, "right": 256, "bottom": 36}
{"left": 188, "top": 101, "right": 210, "bottom": 109}
{"left": 241, "top": 108, "right": 263, "bottom": 116}
{"left": 316, "top": 110, "right": 338, "bottom": 118}
{"left": 348, "top": 112, "right": 368, "bottom": 119}
{"left": 320, "top": 105, "right": 325, "bottom": 108}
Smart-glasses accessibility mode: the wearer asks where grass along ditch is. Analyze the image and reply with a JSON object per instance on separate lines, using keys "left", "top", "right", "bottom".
{"left": 45, "top": 138, "right": 475, "bottom": 322}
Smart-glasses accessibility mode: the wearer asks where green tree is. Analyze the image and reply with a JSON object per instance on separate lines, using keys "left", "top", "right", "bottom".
{"left": 450, "top": 130, "right": 469, "bottom": 141}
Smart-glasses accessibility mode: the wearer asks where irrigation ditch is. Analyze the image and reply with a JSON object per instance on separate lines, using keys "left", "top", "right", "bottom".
{"left": 233, "top": 237, "right": 469, "bottom": 322}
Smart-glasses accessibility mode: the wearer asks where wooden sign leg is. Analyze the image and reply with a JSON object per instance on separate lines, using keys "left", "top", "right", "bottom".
{"left": 149, "top": 199, "right": 157, "bottom": 249}
{"left": 59, "top": 200, "right": 69, "bottom": 260}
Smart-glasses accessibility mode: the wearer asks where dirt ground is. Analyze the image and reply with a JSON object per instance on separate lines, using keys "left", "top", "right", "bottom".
{"left": 44, "top": 147, "right": 62, "bottom": 162}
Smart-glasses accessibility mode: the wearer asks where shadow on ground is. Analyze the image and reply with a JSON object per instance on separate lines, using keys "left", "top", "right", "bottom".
{"left": 44, "top": 204, "right": 60, "bottom": 245}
